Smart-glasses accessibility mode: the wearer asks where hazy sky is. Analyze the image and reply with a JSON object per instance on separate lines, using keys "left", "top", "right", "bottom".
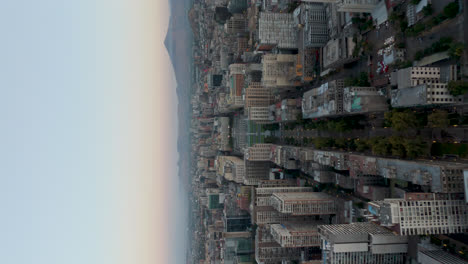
{"left": 0, "top": 1, "right": 182, "bottom": 264}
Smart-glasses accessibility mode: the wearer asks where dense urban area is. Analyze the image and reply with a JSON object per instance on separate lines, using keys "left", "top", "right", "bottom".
{"left": 183, "top": 0, "right": 468, "bottom": 263}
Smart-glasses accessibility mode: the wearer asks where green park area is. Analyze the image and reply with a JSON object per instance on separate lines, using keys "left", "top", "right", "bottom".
{"left": 431, "top": 143, "right": 468, "bottom": 158}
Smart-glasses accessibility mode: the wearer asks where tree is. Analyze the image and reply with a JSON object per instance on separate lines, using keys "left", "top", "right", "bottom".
{"left": 389, "top": 110, "right": 419, "bottom": 131}
{"left": 444, "top": 1, "right": 459, "bottom": 19}
{"left": 414, "top": 50, "right": 425, "bottom": 60}
{"left": 369, "top": 137, "right": 390, "bottom": 156}
{"left": 428, "top": 110, "right": 449, "bottom": 128}
{"left": 358, "top": 72, "right": 370, "bottom": 86}
{"left": 449, "top": 42, "right": 465, "bottom": 60}
{"left": 334, "top": 138, "right": 348, "bottom": 149}
{"left": 422, "top": 4, "right": 433, "bottom": 16}
{"left": 355, "top": 139, "right": 369, "bottom": 152}
{"left": 389, "top": 136, "right": 406, "bottom": 157}
{"left": 411, "top": 0, "right": 421, "bottom": 4}
{"left": 448, "top": 81, "right": 468, "bottom": 96}
{"left": 313, "top": 138, "right": 334, "bottom": 149}
{"left": 403, "top": 138, "right": 428, "bottom": 159}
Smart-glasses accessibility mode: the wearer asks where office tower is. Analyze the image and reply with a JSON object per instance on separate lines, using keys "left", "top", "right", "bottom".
{"left": 244, "top": 144, "right": 272, "bottom": 161}
{"left": 258, "top": 12, "right": 297, "bottom": 49}
{"left": 369, "top": 193, "right": 468, "bottom": 235}
{"left": 246, "top": 106, "right": 270, "bottom": 124}
{"left": 270, "top": 192, "right": 336, "bottom": 215}
{"left": 244, "top": 82, "right": 272, "bottom": 108}
{"left": 319, "top": 222, "right": 408, "bottom": 264}
{"left": 225, "top": 13, "right": 247, "bottom": 35}
{"left": 216, "top": 156, "right": 270, "bottom": 185}
{"left": 394, "top": 66, "right": 441, "bottom": 88}
{"left": 255, "top": 225, "right": 304, "bottom": 263}
{"left": 262, "top": 53, "right": 297, "bottom": 88}
{"left": 270, "top": 222, "right": 323, "bottom": 247}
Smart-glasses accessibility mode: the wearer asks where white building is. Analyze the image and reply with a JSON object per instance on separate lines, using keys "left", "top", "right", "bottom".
{"left": 372, "top": 193, "right": 468, "bottom": 235}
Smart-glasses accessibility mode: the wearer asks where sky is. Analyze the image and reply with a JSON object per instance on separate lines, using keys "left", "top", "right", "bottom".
{"left": 0, "top": 1, "right": 182, "bottom": 264}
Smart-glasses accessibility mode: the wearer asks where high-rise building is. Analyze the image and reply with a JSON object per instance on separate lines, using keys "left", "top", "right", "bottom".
{"left": 227, "top": 0, "right": 248, "bottom": 14}
{"left": 394, "top": 66, "right": 441, "bottom": 88}
{"left": 369, "top": 193, "right": 468, "bottom": 235}
{"left": 391, "top": 66, "right": 463, "bottom": 107}
{"left": 336, "top": 0, "right": 380, "bottom": 13}
{"left": 244, "top": 144, "right": 272, "bottom": 161}
{"left": 246, "top": 106, "right": 270, "bottom": 124}
{"left": 270, "top": 192, "right": 336, "bottom": 215}
{"left": 258, "top": 179, "right": 298, "bottom": 188}
{"left": 298, "top": 2, "right": 329, "bottom": 48}
{"left": 391, "top": 83, "right": 464, "bottom": 107}
{"left": 216, "top": 156, "right": 245, "bottom": 183}
{"left": 224, "top": 215, "right": 251, "bottom": 232}
{"left": 319, "top": 222, "right": 408, "bottom": 264}
{"left": 302, "top": 79, "right": 344, "bottom": 119}
{"left": 243, "top": 160, "right": 270, "bottom": 186}
{"left": 255, "top": 225, "right": 304, "bottom": 263}
{"left": 225, "top": 13, "right": 247, "bottom": 35}
{"left": 258, "top": 12, "right": 297, "bottom": 49}
{"left": 255, "top": 187, "right": 315, "bottom": 207}
{"left": 216, "top": 156, "right": 270, "bottom": 185}
{"left": 270, "top": 222, "right": 323, "bottom": 247}
{"left": 342, "top": 86, "right": 388, "bottom": 114}
{"left": 244, "top": 82, "right": 272, "bottom": 108}
{"left": 262, "top": 53, "right": 297, "bottom": 88}
{"left": 302, "top": 81, "right": 387, "bottom": 119}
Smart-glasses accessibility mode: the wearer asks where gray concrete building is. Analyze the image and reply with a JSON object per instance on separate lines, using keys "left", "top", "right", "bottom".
{"left": 319, "top": 222, "right": 408, "bottom": 264}
{"left": 258, "top": 12, "right": 297, "bottom": 49}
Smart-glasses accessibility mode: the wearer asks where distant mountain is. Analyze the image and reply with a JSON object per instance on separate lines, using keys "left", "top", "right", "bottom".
{"left": 165, "top": 0, "right": 194, "bottom": 190}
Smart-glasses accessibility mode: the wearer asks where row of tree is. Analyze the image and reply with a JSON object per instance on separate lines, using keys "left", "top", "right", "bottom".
{"left": 302, "top": 136, "right": 428, "bottom": 159}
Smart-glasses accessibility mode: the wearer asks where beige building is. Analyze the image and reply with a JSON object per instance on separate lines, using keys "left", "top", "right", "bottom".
{"left": 216, "top": 156, "right": 245, "bottom": 183}
{"left": 270, "top": 222, "right": 322, "bottom": 247}
{"left": 395, "top": 66, "right": 441, "bottom": 89}
{"left": 270, "top": 192, "right": 336, "bottom": 215}
{"left": 244, "top": 144, "right": 272, "bottom": 161}
{"left": 247, "top": 106, "right": 270, "bottom": 124}
{"left": 391, "top": 66, "right": 463, "bottom": 107}
{"left": 391, "top": 83, "right": 463, "bottom": 107}
{"left": 244, "top": 82, "right": 272, "bottom": 108}
{"left": 262, "top": 53, "right": 297, "bottom": 88}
